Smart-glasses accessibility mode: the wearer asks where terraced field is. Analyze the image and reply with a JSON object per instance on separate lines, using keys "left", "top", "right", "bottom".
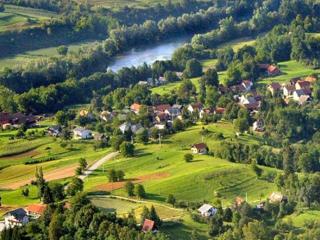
{"left": 0, "top": 4, "right": 58, "bottom": 32}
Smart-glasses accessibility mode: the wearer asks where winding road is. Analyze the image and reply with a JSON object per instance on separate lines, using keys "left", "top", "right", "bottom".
{"left": 79, "top": 151, "right": 119, "bottom": 180}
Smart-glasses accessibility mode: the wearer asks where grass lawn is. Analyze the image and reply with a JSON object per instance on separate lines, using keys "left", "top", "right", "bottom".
{"left": 85, "top": 121, "right": 277, "bottom": 206}
{"left": 0, "top": 40, "right": 101, "bottom": 71}
{"left": 284, "top": 209, "right": 320, "bottom": 228}
{"left": 258, "top": 60, "right": 320, "bottom": 85}
{"left": 0, "top": 4, "right": 58, "bottom": 33}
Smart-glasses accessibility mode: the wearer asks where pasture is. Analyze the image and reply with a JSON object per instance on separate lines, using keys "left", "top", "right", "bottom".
{"left": 0, "top": 4, "right": 58, "bottom": 33}
{"left": 258, "top": 60, "right": 320, "bottom": 84}
{"left": 85, "top": 122, "right": 277, "bottom": 205}
{"left": 0, "top": 40, "right": 101, "bottom": 71}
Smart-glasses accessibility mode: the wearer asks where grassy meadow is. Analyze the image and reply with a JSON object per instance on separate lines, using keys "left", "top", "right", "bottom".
{"left": 258, "top": 60, "right": 320, "bottom": 84}
{"left": 0, "top": 40, "right": 101, "bottom": 71}
{"left": 0, "top": 4, "right": 58, "bottom": 33}
{"left": 85, "top": 121, "right": 277, "bottom": 205}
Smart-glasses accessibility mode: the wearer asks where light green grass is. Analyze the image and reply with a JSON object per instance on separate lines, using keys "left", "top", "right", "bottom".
{"left": 259, "top": 60, "right": 320, "bottom": 84}
{"left": 284, "top": 210, "right": 320, "bottom": 228}
{"left": 85, "top": 122, "right": 277, "bottom": 205}
{"left": 0, "top": 40, "right": 101, "bottom": 70}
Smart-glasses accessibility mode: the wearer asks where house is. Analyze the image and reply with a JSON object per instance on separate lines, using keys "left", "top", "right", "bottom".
{"left": 283, "top": 85, "right": 296, "bottom": 97}
{"left": 158, "top": 76, "right": 167, "bottom": 84}
{"left": 0, "top": 112, "right": 36, "bottom": 128}
{"left": 130, "top": 103, "right": 142, "bottom": 114}
{"left": 242, "top": 80, "right": 253, "bottom": 91}
{"left": 154, "top": 124, "right": 166, "bottom": 130}
{"left": 269, "top": 192, "right": 287, "bottom": 204}
{"left": 214, "top": 107, "right": 225, "bottom": 115}
{"left": 100, "top": 111, "right": 114, "bottom": 122}
{"left": 253, "top": 120, "right": 264, "bottom": 132}
{"left": 305, "top": 75, "right": 317, "bottom": 84}
{"left": 47, "top": 125, "right": 61, "bottom": 137}
{"left": 154, "top": 104, "right": 171, "bottom": 113}
{"left": 119, "top": 122, "right": 131, "bottom": 134}
{"left": 26, "top": 204, "right": 46, "bottom": 219}
{"left": 138, "top": 81, "right": 148, "bottom": 86}
{"left": 155, "top": 112, "right": 169, "bottom": 123}
{"left": 267, "top": 83, "right": 282, "bottom": 96}
{"left": 165, "top": 105, "right": 182, "bottom": 119}
{"left": 293, "top": 89, "right": 311, "bottom": 102}
{"left": 142, "top": 219, "right": 157, "bottom": 233}
{"left": 175, "top": 72, "right": 184, "bottom": 79}
{"left": 234, "top": 196, "right": 245, "bottom": 208}
{"left": 73, "top": 127, "right": 92, "bottom": 139}
{"left": 79, "top": 109, "right": 94, "bottom": 119}
{"left": 4, "top": 208, "right": 29, "bottom": 227}
{"left": 94, "top": 133, "right": 108, "bottom": 141}
{"left": 199, "top": 108, "right": 215, "bottom": 119}
{"left": 191, "top": 143, "right": 208, "bottom": 154}
{"left": 198, "top": 204, "right": 217, "bottom": 217}
{"left": 295, "top": 80, "right": 311, "bottom": 90}
{"left": 267, "top": 65, "right": 281, "bottom": 76}
{"left": 188, "top": 103, "right": 203, "bottom": 113}
{"left": 297, "top": 95, "right": 311, "bottom": 105}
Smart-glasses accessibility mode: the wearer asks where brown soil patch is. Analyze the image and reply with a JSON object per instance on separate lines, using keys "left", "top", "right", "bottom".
{"left": 4, "top": 164, "right": 77, "bottom": 189}
{"left": 0, "top": 149, "right": 39, "bottom": 160}
{"left": 94, "top": 172, "right": 170, "bottom": 192}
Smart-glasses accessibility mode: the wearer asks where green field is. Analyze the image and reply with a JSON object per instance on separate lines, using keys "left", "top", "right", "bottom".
{"left": 0, "top": 5, "right": 58, "bottom": 33}
{"left": 85, "top": 122, "right": 277, "bottom": 205}
{"left": 0, "top": 120, "right": 111, "bottom": 190}
{"left": 284, "top": 210, "right": 320, "bottom": 228}
{"left": 258, "top": 60, "right": 320, "bottom": 84}
{"left": 0, "top": 40, "right": 101, "bottom": 70}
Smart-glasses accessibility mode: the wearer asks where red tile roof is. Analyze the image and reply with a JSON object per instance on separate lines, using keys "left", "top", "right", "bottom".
{"left": 26, "top": 204, "right": 46, "bottom": 215}
{"left": 267, "top": 65, "right": 280, "bottom": 74}
{"left": 155, "top": 104, "right": 171, "bottom": 112}
{"left": 142, "top": 219, "right": 155, "bottom": 232}
{"left": 130, "top": 103, "right": 142, "bottom": 112}
{"left": 192, "top": 143, "right": 208, "bottom": 151}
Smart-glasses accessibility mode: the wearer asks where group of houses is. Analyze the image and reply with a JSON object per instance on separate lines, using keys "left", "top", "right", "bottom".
{"left": 0, "top": 112, "right": 37, "bottom": 130}
{"left": 196, "top": 191, "right": 287, "bottom": 219}
{"left": 137, "top": 72, "right": 183, "bottom": 87}
{"left": 2, "top": 204, "right": 46, "bottom": 229}
{"left": 267, "top": 75, "right": 316, "bottom": 105}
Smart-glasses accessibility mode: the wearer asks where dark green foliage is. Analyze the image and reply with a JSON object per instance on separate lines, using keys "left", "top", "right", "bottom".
{"left": 135, "top": 184, "right": 146, "bottom": 199}
{"left": 125, "top": 181, "right": 135, "bottom": 196}
{"left": 184, "top": 153, "right": 194, "bottom": 162}
{"left": 120, "top": 142, "right": 135, "bottom": 157}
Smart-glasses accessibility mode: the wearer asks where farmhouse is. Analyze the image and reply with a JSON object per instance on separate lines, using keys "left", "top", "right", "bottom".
{"left": 154, "top": 104, "right": 171, "bottom": 113}
{"left": 188, "top": 103, "right": 203, "bottom": 113}
{"left": 191, "top": 143, "right": 208, "bottom": 154}
{"left": 142, "top": 219, "right": 157, "bottom": 233}
{"left": 4, "top": 208, "right": 29, "bottom": 227}
{"left": 198, "top": 204, "right": 217, "bottom": 217}
{"left": 47, "top": 125, "right": 61, "bottom": 137}
{"left": 130, "top": 103, "right": 142, "bottom": 114}
{"left": 295, "top": 80, "right": 311, "bottom": 90}
{"left": 73, "top": 127, "right": 92, "bottom": 139}
{"left": 253, "top": 119, "right": 264, "bottom": 132}
{"left": 283, "top": 85, "right": 296, "bottom": 97}
{"left": 267, "top": 65, "right": 281, "bottom": 76}
{"left": 267, "top": 82, "right": 282, "bottom": 96}
{"left": 242, "top": 80, "right": 253, "bottom": 91}
{"left": 26, "top": 204, "right": 46, "bottom": 219}
{"left": 0, "top": 112, "right": 36, "bottom": 128}
{"left": 269, "top": 192, "right": 287, "bottom": 203}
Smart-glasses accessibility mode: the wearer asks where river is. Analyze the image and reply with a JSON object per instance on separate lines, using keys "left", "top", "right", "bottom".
{"left": 108, "top": 36, "right": 190, "bottom": 71}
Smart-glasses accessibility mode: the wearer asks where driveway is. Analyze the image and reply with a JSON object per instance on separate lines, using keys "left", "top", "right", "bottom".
{"left": 79, "top": 152, "right": 119, "bottom": 180}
